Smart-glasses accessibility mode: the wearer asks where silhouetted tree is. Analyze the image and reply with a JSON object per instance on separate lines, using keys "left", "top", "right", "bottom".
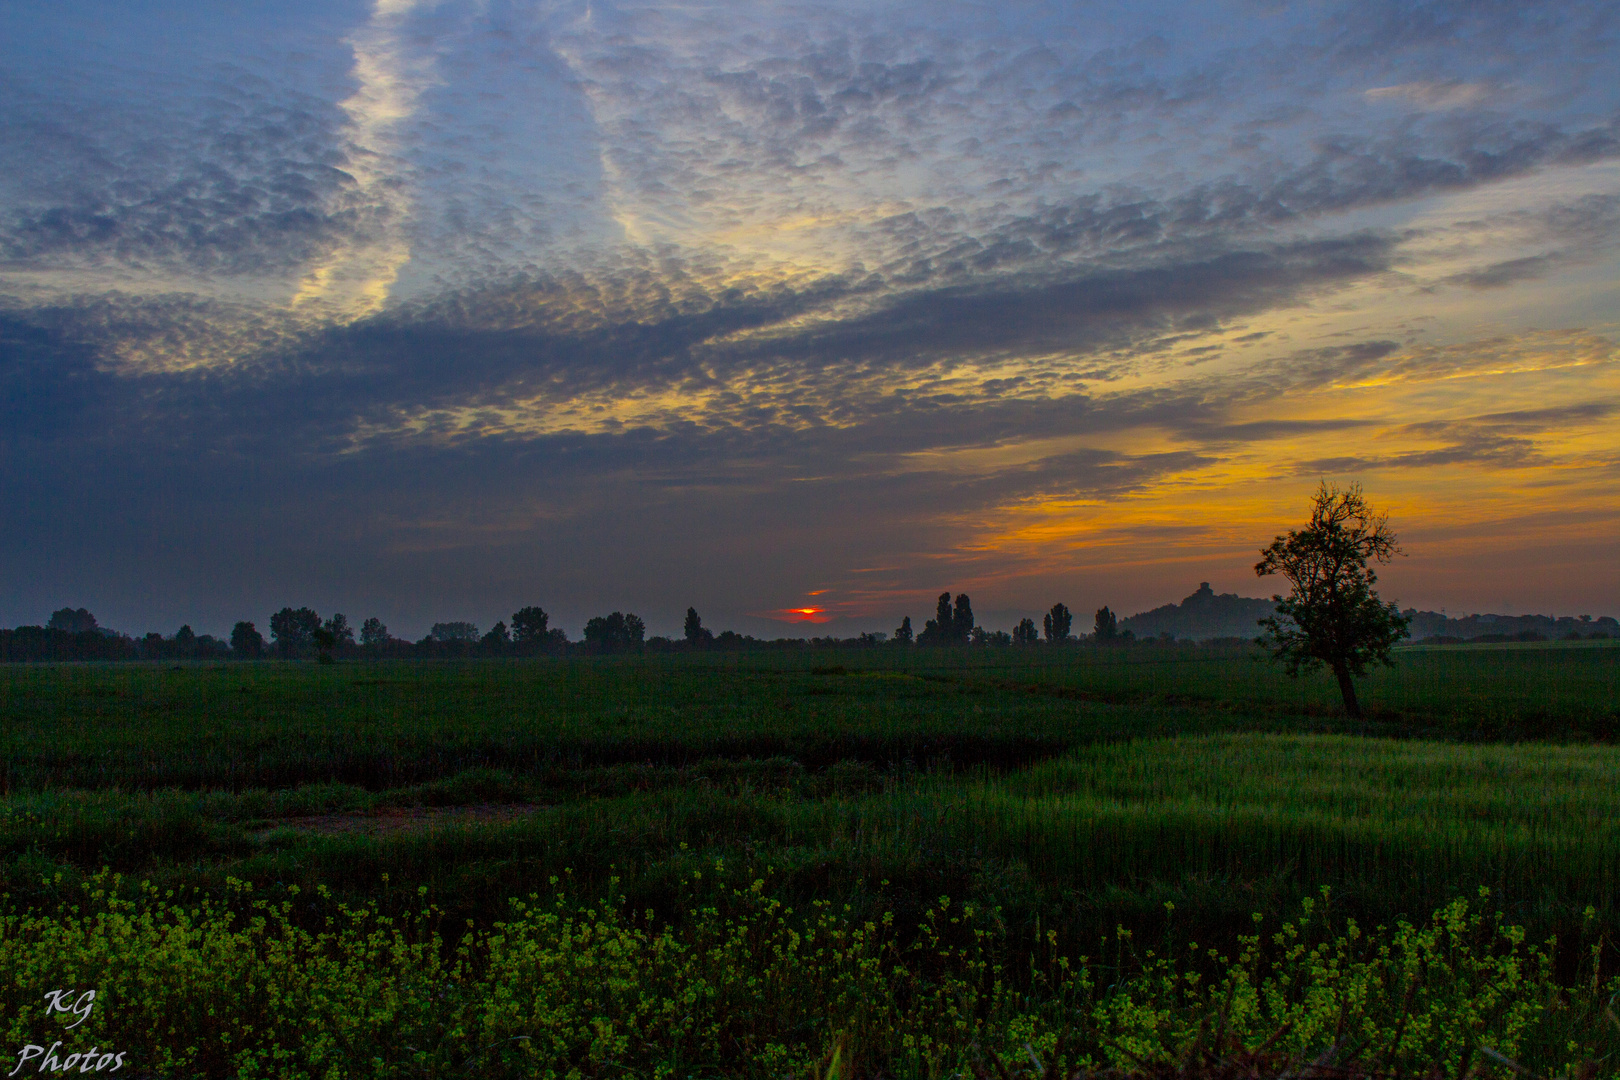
{"left": 47, "top": 608, "right": 98, "bottom": 634}
{"left": 430, "top": 622, "right": 480, "bottom": 643}
{"left": 480, "top": 621, "right": 511, "bottom": 653}
{"left": 511, "top": 606, "right": 551, "bottom": 652}
{"left": 893, "top": 616, "right": 913, "bottom": 644}
{"left": 230, "top": 621, "right": 264, "bottom": 658}
{"left": 270, "top": 607, "right": 320, "bottom": 659}
{"left": 1093, "top": 606, "right": 1118, "bottom": 641}
{"left": 360, "top": 617, "right": 388, "bottom": 649}
{"left": 953, "top": 594, "right": 975, "bottom": 641}
{"left": 1044, "top": 603, "right": 1073, "bottom": 643}
{"left": 1255, "top": 481, "right": 1411, "bottom": 719}
{"left": 584, "top": 612, "right": 645, "bottom": 653}
{"left": 919, "top": 597, "right": 945, "bottom": 643}
{"left": 624, "top": 613, "right": 647, "bottom": 649}
{"left": 311, "top": 626, "right": 337, "bottom": 664}
{"left": 684, "top": 607, "right": 714, "bottom": 647}
{"left": 918, "top": 593, "right": 951, "bottom": 644}
{"left": 919, "top": 593, "right": 975, "bottom": 644}
{"left": 174, "top": 624, "right": 197, "bottom": 657}
{"left": 1013, "top": 617, "right": 1039, "bottom": 645}
{"left": 324, "top": 613, "right": 355, "bottom": 649}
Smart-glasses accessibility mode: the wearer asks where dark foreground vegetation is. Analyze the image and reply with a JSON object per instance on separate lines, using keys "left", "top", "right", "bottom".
{"left": 2, "top": 644, "right": 1618, "bottom": 1077}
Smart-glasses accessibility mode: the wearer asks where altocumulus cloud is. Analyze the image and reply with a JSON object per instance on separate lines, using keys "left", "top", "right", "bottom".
{"left": 1, "top": 0, "right": 1618, "bottom": 634}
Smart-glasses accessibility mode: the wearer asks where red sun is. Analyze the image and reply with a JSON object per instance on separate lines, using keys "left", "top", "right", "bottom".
{"left": 776, "top": 606, "right": 829, "bottom": 623}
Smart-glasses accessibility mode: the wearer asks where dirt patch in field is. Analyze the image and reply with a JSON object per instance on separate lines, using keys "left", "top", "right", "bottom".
{"left": 252, "top": 803, "right": 545, "bottom": 840}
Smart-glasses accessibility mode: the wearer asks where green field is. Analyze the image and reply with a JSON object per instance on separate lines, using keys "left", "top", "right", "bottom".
{"left": 2, "top": 644, "right": 1618, "bottom": 1076}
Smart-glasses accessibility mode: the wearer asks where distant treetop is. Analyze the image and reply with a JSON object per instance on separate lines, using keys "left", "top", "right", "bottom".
{"left": 584, "top": 611, "right": 646, "bottom": 653}
{"left": 47, "top": 608, "right": 99, "bottom": 634}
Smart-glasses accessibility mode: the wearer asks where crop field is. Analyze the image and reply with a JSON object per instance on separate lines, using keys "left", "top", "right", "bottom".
{"left": 2, "top": 643, "right": 1618, "bottom": 1077}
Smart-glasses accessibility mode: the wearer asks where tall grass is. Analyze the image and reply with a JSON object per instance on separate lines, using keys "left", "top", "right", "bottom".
{"left": 6, "top": 735, "right": 1617, "bottom": 956}
{"left": 857, "top": 734, "right": 1620, "bottom": 920}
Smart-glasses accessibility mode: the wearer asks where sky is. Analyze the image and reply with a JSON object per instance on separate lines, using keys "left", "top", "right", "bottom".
{"left": 2, "top": 0, "right": 1618, "bottom": 640}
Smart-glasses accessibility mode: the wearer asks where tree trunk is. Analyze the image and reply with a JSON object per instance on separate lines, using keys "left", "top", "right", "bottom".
{"left": 1332, "top": 660, "right": 1362, "bottom": 719}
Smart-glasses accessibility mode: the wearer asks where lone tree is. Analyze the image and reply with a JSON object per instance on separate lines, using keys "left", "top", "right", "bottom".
{"left": 1012, "top": 617, "right": 1039, "bottom": 645}
{"left": 1255, "top": 482, "right": 1411, "bottom": 719}
{"left": 1093, "top": 606, "right": 1118, "bottom": 641}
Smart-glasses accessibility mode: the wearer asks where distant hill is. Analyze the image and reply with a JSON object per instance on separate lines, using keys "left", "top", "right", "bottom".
{"left": 1117, "top": 583, "right": 1619, "bottom": 644}
{"left": 1119, "top": 583, "right": 1275, "bottom": 641}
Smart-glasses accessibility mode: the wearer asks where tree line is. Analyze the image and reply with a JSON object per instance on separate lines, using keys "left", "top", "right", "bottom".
{"left": 2, "top": 596, "right": 1148, "bottom": 664}
{"left": 2, "top": 485, "right": 1542, "bottom": 719}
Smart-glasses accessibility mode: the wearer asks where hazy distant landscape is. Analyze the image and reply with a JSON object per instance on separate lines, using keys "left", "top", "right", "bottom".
{"left": 6, "top": 584, "right": 1616, "bottom": 662}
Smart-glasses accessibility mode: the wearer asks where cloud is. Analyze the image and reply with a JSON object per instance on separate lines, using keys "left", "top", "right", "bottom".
{"left": 1474, "top": 401, "right": 1618, "bottom": 428}
{"left": 1174, "top": 419, "right": 1379, "bottom": 444}
{"left": 1297, "top": 431, "right": 1543, "bottom": 472}
{"left": 291, "top": 0, "right": 439, "bottom": 319}
{"left": 1365, "top": 82, "right": 1492, "bottom": 110}
{"left": 1446, "top": 253, "right": 1561, "bottom": 288}
{"left": 0, "top": 69, "right": 366, "bottom": 280}
{"left": 3, "top": 0, "right": 1620, "bottom": 630}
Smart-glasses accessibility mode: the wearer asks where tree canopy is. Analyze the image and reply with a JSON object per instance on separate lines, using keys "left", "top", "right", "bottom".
{"left": 1044, "top": 603, "right": 1073, "bottom": 643}
{"left": 269, "top": 607, "right": 320, "bottom": 658}
{"left": 429, "top": 621, "right": 481, "bottom": 644}
{"left": 584, "top": 612, "right": 646, "bottom": 653}
{"left": 230, "top": 621, "right": 264, "bottom": 658}
{"left": 510, "top": 606, "right": 550, "bottom": 646}
{"left": 684, "top": 607, "right": 714, "bottom": 647}
{"left": 46, "top": 607, "right": 98, "bottom": 634}
{"left": 918, "top": 592, "right": 975, "bottom": 645}
{"left": 323, "top": 614, "right": 355, "bottom": 647}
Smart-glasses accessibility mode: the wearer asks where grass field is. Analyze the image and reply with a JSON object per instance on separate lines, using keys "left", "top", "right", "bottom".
{"left": 2, "top": 644, "right": 1618, "bottom": 1076}
{"left": 3, "top": 641, "right": 1615, "bottom": 790}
